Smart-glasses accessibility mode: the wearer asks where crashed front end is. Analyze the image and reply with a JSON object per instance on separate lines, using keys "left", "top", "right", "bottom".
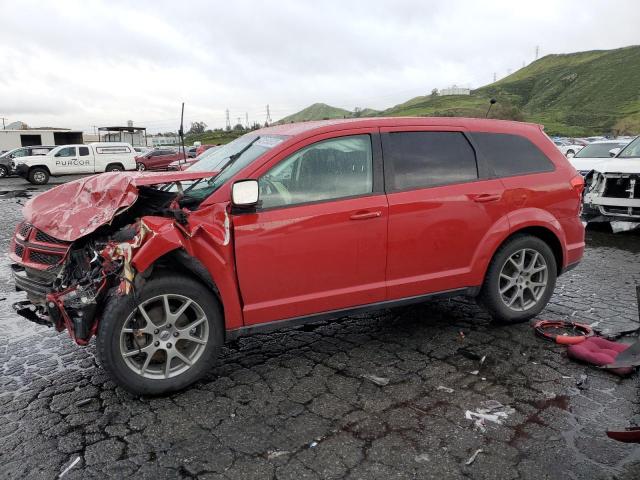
{"left": 583, "top": 170, "right": 640, "bottom": 232}
{"left": 9, "top": 171, "right": 220, "bottom": 345}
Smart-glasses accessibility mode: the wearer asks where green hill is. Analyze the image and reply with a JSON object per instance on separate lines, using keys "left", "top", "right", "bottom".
{"left": 278, "top": 46, "right": 640, "bottom": 136}
{"left": 278, "top": 103, "right": 353, "bottom": 123}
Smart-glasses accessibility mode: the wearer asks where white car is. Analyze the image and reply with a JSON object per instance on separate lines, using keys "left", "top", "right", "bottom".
{"left": 14, "top": 142, "right": 137, "bottom": 185}
{"left": 569, "top": 139, "right": 631, "bottom": 175}
{"left": 553, "top": 139, "right": 584, "bottom": 157}
{"left": 583, "top": 136, "right": 640, "bottom": 229}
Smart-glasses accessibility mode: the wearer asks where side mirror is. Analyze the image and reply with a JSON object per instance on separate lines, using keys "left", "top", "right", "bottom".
{"left": 609, "top": 148, "right": 621, "bottom": 157}
{"left": 231, "top": 179, "right": 259, "bottom": 209}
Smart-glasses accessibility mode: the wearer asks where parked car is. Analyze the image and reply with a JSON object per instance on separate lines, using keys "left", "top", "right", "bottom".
{"left": 13, "top": 142, "right": 137, "bottom": 185}
{"left": 0, "top": 145, "right": 56, "bottom": 178}
{"left": 569, "top": 139, "right": 631, "bottom": 175}
{"left": 553, "top": 139, "right": 584, "bottom": 157}
{"left": 135, "top": 148, "right": 186, "bottom": 171}
{"left": 9, "top": 118, "right": 584, "bottom": 394}
{"left": 196, "top": 144, "right": 218, "bottom": 157}
{"left": 133, "top": 146, "right": 152, "bottom": 155}
{"left": 167, "top": 145, "right": 222, "bottom": 170}
{"left": 583, "top": 135, "right": 640, "bottom": 227}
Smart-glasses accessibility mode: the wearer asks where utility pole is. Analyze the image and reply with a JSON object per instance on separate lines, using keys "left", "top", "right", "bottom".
{"left": 265, "top": 104, "right": 272, "bottom": 125}
{"left": 0, "top": 117, "right": 6, "bottom": 130}
{"left": 245, "top": 112, "right": 249, "bottom": 128}
{"left": 225, "top": 109, "right": 230, "bottom": 130}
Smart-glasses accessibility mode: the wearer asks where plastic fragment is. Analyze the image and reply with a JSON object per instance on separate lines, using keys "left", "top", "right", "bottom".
{"left": 465, "top": 449, "right": 484, "bottom": 465}
{"left": 59, "top": 457, "right": 80, "bottom": 478}
{"left": 362, "top": 374, "right": 389, "bottom": 386}
{"left": 414, "top": 453, "right": 430, "bottom": 463}
{"left": 436, "top": 385, "right": 454, "bottom": 393}
{"left": 267, "top": 451, "right": 290, "bottom": 460}
{"left": 75, "top": 398, "right": 92, "bottom": 407}
{"left": 309, "top": 441, "right": 318, "bottom": 448}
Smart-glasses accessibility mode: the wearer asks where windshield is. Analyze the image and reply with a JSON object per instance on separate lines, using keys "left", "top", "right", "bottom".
{"left": 181, "top": 134, "right": 288, "bottom": 200}
{"left": 618, "top": 137, "right": 640, "bottom": 158}
{"left": 574, "top": 142, "right": 627, "bottom": 158}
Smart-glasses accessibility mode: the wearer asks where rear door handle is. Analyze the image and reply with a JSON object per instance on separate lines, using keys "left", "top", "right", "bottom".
{"left": 469, "top": 193, "right": 501, "bottom": 203}
{"left": 350, "top": 211, "right": 382, "bottom": 220}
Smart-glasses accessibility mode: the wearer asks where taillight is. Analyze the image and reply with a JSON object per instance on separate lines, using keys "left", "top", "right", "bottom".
{"left": 570, "top": 174, "right": 584, "bottom": 196}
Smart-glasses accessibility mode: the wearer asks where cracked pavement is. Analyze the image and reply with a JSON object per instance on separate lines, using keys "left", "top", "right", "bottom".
{"left": 0, "top": 177, "right": 639, "bottom": 479}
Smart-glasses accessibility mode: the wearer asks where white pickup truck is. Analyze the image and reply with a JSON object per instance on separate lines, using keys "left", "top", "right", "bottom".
{"left": 14, "top": 142, "right": 137, "bottom": 185}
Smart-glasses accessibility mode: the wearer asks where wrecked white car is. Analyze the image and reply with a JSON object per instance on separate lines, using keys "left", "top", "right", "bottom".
{"left": 583, "top": 136, "right": 640, "bottom": 232}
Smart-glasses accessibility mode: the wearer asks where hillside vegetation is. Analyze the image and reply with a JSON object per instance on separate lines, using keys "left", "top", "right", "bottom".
{"left": 278, "top": 45, "right": 640, "bottom": 136}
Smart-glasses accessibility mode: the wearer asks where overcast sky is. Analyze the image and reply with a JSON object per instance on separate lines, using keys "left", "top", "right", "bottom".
{"left": 1, "top": 0, "right": 638, "bottom": 133}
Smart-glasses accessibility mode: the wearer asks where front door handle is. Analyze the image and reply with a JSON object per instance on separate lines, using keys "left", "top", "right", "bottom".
{"left": 350, "top": 211, "right": 382, "bottom": 220}
{"left": 469, "top": 193, "right": 501, "bottom": 203}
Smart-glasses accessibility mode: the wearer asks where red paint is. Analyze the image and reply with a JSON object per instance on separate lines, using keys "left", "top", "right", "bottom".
{"left": 12, "top": 117, "right": 585, "bottom": 342}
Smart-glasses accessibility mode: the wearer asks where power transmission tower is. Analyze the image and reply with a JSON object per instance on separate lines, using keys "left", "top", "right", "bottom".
{"left": 236, "top": 117, "right": 241, "bottom": 127}
{"left": 0, "top": 117, "right": 6, "bottom": 129}
{"left": 225, "top": 109, "right": 230, "bottom": 130}
{"left": 245, "top": 112, "right": 249, "bottom": 128}
{"left": 493, "top": 72, "right": 497, "bottom": 82}
{"left": 265, "top": 104, "right": 272, "bottom": 125}
{"left": 535, "top": 45, "right": 539, "bottom": 60}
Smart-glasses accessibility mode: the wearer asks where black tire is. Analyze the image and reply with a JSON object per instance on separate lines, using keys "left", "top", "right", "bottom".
{"left": 28, "top": 167, "right": 50, "bottom": 185}
{"left": 0, "top": 165, "right": 8, "bottom": 178}
{"left": 478, "top": 234, "right": 557, "bottom": 324}
{"left": 136, "top": 162, "right": 146, "bottom": 171}
{"left": 566, "top": 149, "right": 575, "bottom": 157}
{"left": 105, "top": 163, "right": 124, "bottom": 172}
{"left": 96, "top": 274, "right": 223, "bottom": 395}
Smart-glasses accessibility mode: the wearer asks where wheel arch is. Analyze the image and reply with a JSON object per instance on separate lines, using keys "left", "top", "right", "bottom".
{"left": 105, "top": 162, "right": 125, "bottom": 172}
{"left": 28, "top": 164, "right": 51, "bottom": 174}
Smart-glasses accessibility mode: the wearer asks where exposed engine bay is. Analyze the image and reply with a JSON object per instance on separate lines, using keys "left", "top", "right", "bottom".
{"left": 583, "top": 170, "right": 640, "bottom": 233}
{"left": 10, "top": 173, "right": 220, "bottom": 345}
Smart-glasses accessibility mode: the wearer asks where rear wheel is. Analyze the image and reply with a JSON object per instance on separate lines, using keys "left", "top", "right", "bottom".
{"left": 105, "top": 163, "right": 124, "bottom": 172}
{"left": 28, "top": 167, "right": 49, "bottom": 185}
{"left": 96, "top": 274, "right": 223, "bottom": 395}
{"left": 137, "top": 162, "right": 146, "bottom": 171}
{"left": 479, "top": 234, "right": 557, "bottom": 324}
{"left": 0, "top": 165, "right": 8, "bottom": 178}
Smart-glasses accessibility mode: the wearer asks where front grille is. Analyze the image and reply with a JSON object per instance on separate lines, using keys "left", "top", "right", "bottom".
{"left": 602, "top": 207, "right": 640, "bottom": 217}
{"left": 34, "top": 230, "right": 67, "bottom": 245}
{"left": 28, "top": 251, "right": 63, "bottom": 266}
{"left": 603, "top": 177, "right": 640, "bottom": 199}
{"left": 14, "top": 244, "right": 24, "bottom": 258}
{"left": 18, "top": 223, "right": 32, "bottom": 239}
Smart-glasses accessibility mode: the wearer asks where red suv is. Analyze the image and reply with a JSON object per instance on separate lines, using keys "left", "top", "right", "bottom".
{"left": 135, "top": 148, "right": 186, "bottom": 170}
{"left": 9, "top": 118, "right": 584, "bottom": 394}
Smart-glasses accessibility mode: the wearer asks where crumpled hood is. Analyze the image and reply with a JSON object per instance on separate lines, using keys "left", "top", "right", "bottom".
{"left": 23, "top": 171, "right": 217, "bottom": 242}
{"left": 592, "top": 158, "right": 640, "bottom": 175}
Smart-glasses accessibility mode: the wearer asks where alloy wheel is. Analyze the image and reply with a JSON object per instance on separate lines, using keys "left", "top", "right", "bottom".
{"left": 120, "top": 294, "right": 209, "bottom": 379}
{"left": 498, "top": 248, "right": 548, "bottom": 312}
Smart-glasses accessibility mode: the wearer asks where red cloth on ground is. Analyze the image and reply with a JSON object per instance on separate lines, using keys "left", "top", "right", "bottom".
{"left": 566, "top": 337, "right": 633, "bottom": 376}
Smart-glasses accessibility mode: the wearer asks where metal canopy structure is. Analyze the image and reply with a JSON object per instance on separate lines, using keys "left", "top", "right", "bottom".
{"left": 98, "top": 126, "right": 147, "bottom": 146}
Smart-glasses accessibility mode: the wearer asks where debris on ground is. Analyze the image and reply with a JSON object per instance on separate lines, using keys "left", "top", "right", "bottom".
{"left": 59, "top": 457, "right": 80, "bottom": 478}
{"left": 75, "top": 398, "right": 92, "bottom": 407}
{"left": 309, "top": 441, "right": 318, "bottom": 448}
{"left": 576, "top": 374, "right": 588, "bottom": 390}
{"left": 362, "top": 374, "right": 389, "bottom": 386}
{"left": 606, "top": 426, "right": 640, "bottom": 443}
{"left": 414, "top": 453, "right": 430, "bottom": 463}
{"left": 436, "top": 385, "right": 454, "bottom": 393}
{"left": 533, "top": 319, "right": 593, "bottom": 344}
{"left": 458, "top": 331, "right": 465, "bottom": 341}
{"left": 267, "top": 450, "right": 290, "bottom": 460}
{"left": 465, "top": 448, "right": 484, "bottom": 465}
{"left": 465, "top": 401, "right": 515, "bottom": 432}
{"left": 469, "top": 370, "right": 479, "bottom": 375}
{"left": 567, "top": 337, "right": 637, "bottom": 375}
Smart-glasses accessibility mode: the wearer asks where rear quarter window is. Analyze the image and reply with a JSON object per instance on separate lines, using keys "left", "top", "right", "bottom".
{"left": 471, "top": 132, "right": 554, "bottom": 177}
{"left": 383, "top": 131, "right": 478, "bottom": 191}
{"left": 96, "top": 146, "right": 132, "bottom": 154}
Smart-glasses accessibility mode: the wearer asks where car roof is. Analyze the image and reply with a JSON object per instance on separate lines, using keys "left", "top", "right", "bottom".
{"left": 254, "top": 117, "right": 543, "bottom": 138}
{"left": 589, "top": 139, "right": 630, "bottom": 144}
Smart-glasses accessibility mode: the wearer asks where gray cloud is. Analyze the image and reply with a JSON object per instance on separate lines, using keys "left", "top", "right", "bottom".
{"left": 1, "top": 0, "right": 638, "bottom": 132}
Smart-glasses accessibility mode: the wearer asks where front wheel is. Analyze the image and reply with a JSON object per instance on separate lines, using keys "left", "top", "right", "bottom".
{"left": 136, "top": 162, "right": 146, "bottom": 171}
{"left": 28, "top": 167, "right": 50, "bottom": 185}
{"left": 96, "top": 274, "right": 223, "bottom": 395}
{"left": 478, "top": 234, "right": 557, "bottom": 324}
{"left": 566, "top": 150, "right": 575, "bottom": 158}
{"left": 105, "top": 164, "right": 124, "bottom": 172}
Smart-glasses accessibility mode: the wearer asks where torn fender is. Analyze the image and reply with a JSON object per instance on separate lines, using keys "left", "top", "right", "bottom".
{"left": 23, "top": 171, "right": 217, "bottom": 242}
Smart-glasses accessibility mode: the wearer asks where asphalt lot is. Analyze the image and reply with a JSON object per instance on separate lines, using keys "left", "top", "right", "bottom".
{"left": 0, "top": 175, "right": 639, "bottom": 479}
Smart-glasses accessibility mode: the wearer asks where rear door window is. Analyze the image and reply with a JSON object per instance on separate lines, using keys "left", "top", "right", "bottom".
{"left": 79, "top": 147, "right": 90, "bottom": 156}
{"left": 56, "top": 147, "right": 77, "bottom": 157}
{"left": 471, "top": 132, "right": 554, "bottom": 177}
{"left": 383, "top": 131, "right": 478, "bottom": 191}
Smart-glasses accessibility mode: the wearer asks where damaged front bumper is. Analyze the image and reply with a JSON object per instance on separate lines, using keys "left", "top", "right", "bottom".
{"left": 583, "top": 171, "right": 640, "bottom": 230}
